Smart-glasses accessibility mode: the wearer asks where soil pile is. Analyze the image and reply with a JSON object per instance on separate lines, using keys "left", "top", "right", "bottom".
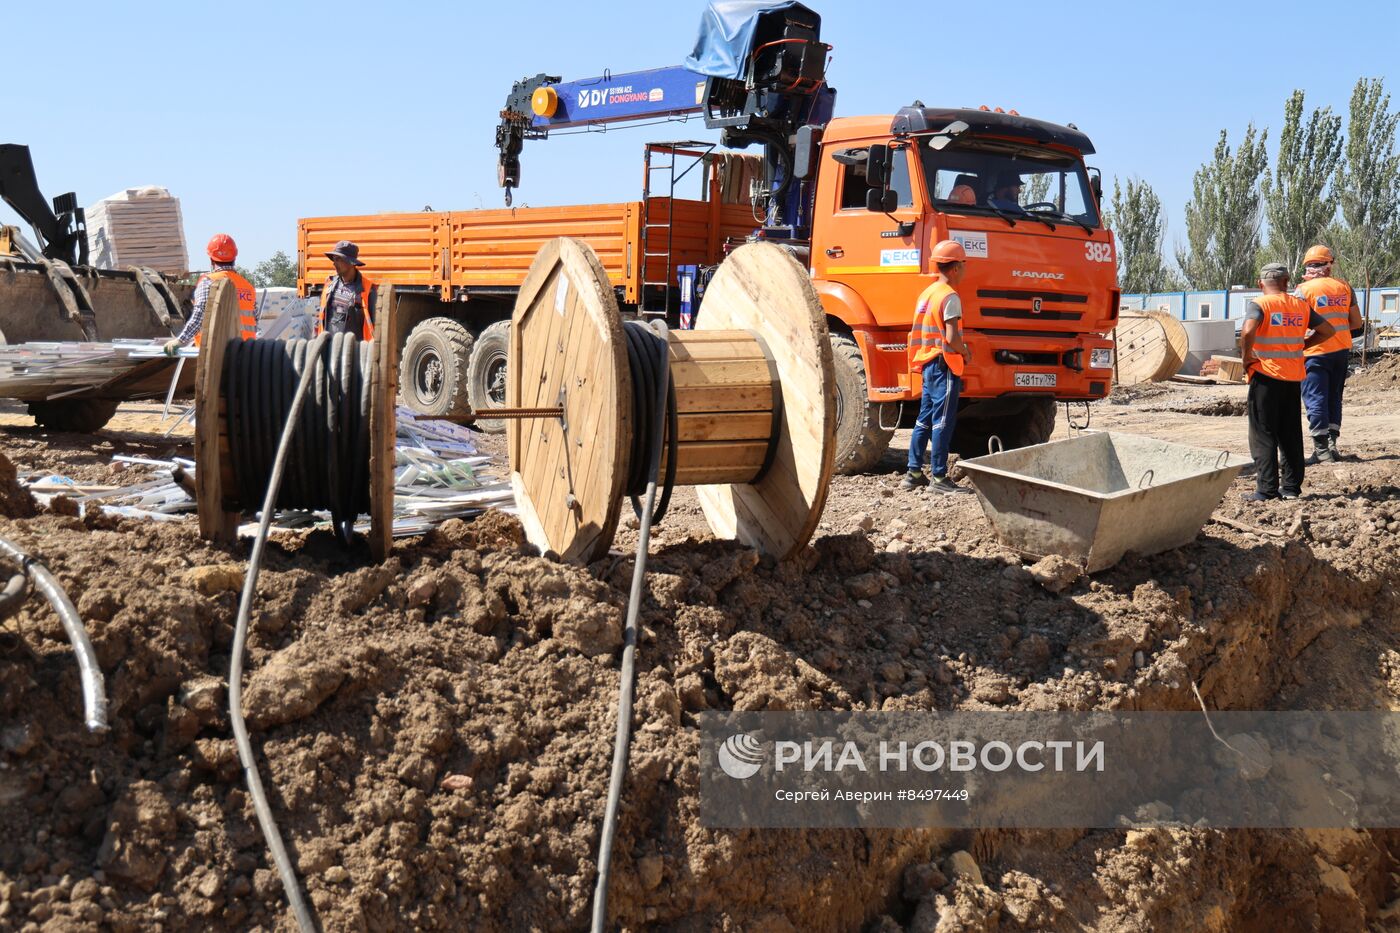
{"left": 1, "top": 443, "right": 1399, "bottom": 929}
{"left": 1351, "top": 352, "right": 1400, "bottom": 390}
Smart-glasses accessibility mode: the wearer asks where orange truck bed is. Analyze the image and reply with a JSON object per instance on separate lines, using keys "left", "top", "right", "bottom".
{"left": 298, "top": 198, "right": 757, "bottom": 305}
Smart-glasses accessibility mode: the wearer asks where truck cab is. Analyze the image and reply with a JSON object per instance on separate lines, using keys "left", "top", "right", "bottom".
{"left": 809, "top": 107, "right": 1119, "bottom": 471}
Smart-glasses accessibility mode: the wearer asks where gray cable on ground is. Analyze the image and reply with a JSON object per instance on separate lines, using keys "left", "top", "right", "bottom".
{"left": 592, "top": 321, "right": 671, "bottom": 932}
{"left": 0, "top": 537, "right": 107, "bottom": 732}
{"left": 229, "top": 333, "right": 330, "bottom": 933}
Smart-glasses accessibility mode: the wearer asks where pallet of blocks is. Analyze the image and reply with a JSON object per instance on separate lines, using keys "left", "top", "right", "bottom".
{"left": 85, "top": 186, "right": 189, "bottom": 275}
{"left": 1210, "top": 356, "right": 1246, "bottom": 383}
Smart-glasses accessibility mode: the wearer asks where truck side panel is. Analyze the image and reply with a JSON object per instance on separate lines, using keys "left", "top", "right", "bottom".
{"left": 449, "top": 203, "right": 638, "bottom": 300}
{"left": 299, "top": 213, "right": 449, "bottom": 296}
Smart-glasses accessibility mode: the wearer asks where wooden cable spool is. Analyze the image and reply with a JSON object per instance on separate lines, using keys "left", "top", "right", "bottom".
{"left": 194, "top": 278, "right": 400, "bottom": 560}
{"left": 1112, "top": 312, "right": 1188, "bottom": 385}
{"left": 507, "top": 238, "right": 835, "bottom": 564}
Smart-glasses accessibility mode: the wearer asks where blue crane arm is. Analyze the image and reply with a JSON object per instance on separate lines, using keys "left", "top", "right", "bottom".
{"left": 526, "top": 66, "right": 708, "bottom": 131}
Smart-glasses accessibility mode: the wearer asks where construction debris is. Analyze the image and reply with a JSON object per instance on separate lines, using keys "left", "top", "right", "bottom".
{"left": 0, "top": 340, "right": 195, "bottom": 402}
{"left": 17, "top": 409, "right": 514, "bottom": 536}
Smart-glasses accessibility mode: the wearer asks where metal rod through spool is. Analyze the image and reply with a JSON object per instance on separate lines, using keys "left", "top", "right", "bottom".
{"left": 507, "top": 237, "right": 835, "bottom": 564}
{"left": 194, "top": 279, "right": 400, "bottom": 560}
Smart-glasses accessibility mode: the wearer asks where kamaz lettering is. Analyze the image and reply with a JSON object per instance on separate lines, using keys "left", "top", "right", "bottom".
{"left": 1011, "top": 270, "right": 1066, "bottom": 281}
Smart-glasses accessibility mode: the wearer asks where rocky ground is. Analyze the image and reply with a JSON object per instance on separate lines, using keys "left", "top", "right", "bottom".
{"left": 0, "top": 360, "right": 1398, "bottom": 932}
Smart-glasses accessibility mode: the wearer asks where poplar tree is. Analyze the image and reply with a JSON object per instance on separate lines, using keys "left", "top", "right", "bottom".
{"left": 1177, "top": 125, "right": 1269, "bottom": 289}
{"left": 1262, "top": 90, "right": 1343, "bottom": 274}
{"left": 1335, "top": 78, "right": 1400, "bottom": 298}
{"left": 1104, "top": 177, "right": 1178, "bottom": 294}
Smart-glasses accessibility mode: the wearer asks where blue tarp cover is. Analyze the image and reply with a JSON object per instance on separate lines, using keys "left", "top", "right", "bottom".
{"left": 684, "top": 1, "right": 819, "bottom": 79}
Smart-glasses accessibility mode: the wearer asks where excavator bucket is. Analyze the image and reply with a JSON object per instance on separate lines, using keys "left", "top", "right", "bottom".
{"left": 0, "top": 258, "right": 190, "bottom": 343}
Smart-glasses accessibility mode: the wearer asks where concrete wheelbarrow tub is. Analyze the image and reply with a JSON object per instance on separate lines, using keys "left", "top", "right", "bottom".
{"left": 958, "top": 432, "right": 1251, "bottom": 573}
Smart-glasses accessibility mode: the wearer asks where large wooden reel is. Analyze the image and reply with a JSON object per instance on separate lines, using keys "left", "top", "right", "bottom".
{"left": 507, "top": 238, "right": 835, "bottom": 564}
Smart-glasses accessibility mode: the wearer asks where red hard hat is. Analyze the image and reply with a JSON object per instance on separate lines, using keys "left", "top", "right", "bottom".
{"left": 207, "top": 233, "right": 238, "bottom": 264}
{"left": 1303, "top": 244, "right": 1334, "bottom": 265}
{"left": 931, "top": 240, "right": 968, "bottom": 263}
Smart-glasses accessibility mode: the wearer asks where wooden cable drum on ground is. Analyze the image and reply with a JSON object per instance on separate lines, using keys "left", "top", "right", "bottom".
{"left": 194, "top": 278, "right": 399, "bottom": 560}
{"left": 507, "top": 237, "right": 835, "bottom": 564}
{"left": 1113, "top": 312, "right": 1188, "bottom": 385}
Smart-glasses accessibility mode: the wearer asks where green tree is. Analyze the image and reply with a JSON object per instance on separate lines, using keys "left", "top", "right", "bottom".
{"left": 1176, "top": 125, "right": 1270, "bottom": 289}
{"left": 1335, "top": 77, "right": 1400, "bottom": 300}
{"left": 1262, "top": 90, "right": 1343, "bottom": 275}
{"left": 248, "top": 251, "right": 298, "bottom": 289}
{"left": 1104, "top": 177, "right": 1180, "bottom": 294}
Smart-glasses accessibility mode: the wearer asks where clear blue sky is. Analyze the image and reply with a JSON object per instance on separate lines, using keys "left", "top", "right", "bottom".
{"left": 6, "top": 0, "right": 1396, "bottom": 269}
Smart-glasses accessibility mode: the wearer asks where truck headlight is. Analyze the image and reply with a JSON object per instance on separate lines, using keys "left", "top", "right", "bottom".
{"left": 1090, "top": 348, "right": 1114, "bottom": 369}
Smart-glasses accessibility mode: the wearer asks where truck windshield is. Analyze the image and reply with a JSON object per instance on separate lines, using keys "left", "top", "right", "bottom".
{"left": 921, "top": 139, "right": 1100, "bottom": 228}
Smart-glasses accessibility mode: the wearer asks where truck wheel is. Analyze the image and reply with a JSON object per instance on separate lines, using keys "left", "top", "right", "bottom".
{"left": 831, "top": 334, "right": 895, "bottom": 475}
{"left": 467, "top": 320, "right": 511, "bottom": 435}
{"left": 953, "top": 398, "right": 1057, "bottom": 457}
{"left": 27, "top": 399, "right": 120, "bottom": 433}
{"left": 399, "top": 317, "right": 474, "bottom": 418}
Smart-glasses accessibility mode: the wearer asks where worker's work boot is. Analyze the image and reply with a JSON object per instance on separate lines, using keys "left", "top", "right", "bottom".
{"left": 899, "top": 469, "right": 929, "bottom": 491}
{"left": 929, "top": 475, "right": 970, "bottom": 495}
{"left": 1305, "top": 435, "right": 1336, "bottom": 465}
{"left": 1329, "top": 431, "right": 1343, "bottom": 460}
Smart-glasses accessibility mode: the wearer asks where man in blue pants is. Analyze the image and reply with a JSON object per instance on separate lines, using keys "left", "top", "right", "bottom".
{"left": 1296, "top": 245, "right": 1362, "bottom": 462}
{"left": 902, "top": 240, "right": 974, "bottom": 493}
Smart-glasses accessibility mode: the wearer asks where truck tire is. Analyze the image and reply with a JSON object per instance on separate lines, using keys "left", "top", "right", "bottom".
{"left": 831, "top": 333, "right": 895, "bottom": 475}
{"left": 28, "top": 399, "right": 121, "bottom": 433}
{"left": 467, "top": 320, "right": 511, "bottom": 435}
{"left": 399, "top": 317, "right": 474, "bottom": 418}
{"left": 953, "top": 397, "right": 1057, "bottom": 458}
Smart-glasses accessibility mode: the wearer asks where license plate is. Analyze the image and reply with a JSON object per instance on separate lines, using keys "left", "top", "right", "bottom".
{"left": 1014, "top": 372, "right": 1057, "bottom": 388}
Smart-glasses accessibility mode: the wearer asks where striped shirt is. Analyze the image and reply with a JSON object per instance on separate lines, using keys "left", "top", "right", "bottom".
{"left": 174, "top": 263, "right": 258, "bottom": 345}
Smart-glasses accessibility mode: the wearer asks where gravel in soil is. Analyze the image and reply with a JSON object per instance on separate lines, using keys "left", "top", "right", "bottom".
{"left": 1, "top": 391, "right": 1399, "bottom": 930}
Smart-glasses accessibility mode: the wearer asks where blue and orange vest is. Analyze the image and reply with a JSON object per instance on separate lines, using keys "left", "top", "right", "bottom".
{"left": 1296, "top": 276, "right": 1352, "bottom": 356}
{"left": 1249, "top": 293, "right": 1310, "bottom": 382}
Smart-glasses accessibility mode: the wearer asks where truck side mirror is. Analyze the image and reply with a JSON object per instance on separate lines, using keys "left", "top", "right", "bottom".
{"left": 866, "top": 189, "right": 898, "bottom": 213}
{"left": 865, "top": 144, "right": 891, "bottom": 189}
{"left": 1088, "top": 167, "right": 1103, "bottom": 205}
{"left": 794, "top": 125, "right": 823, "bottom": 180}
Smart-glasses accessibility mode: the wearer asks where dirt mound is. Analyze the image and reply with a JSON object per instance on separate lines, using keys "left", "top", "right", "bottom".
{"left": 1105, "top": 382, "right": 1175, "bottom": 405}
{"left": 0, "top": 450, "right": 36, "bottom": 519}
{"left": 1350, "top": 352, "right": 1400, "bottom": 390}
{"left": 2, "top": 446, "right": 1399, "bottom": 930}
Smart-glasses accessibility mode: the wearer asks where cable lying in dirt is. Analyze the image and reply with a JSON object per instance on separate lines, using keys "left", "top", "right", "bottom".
{"left": 228, "top": 333, "right": 329, "bottom": 933}
{"left": 0, "top": 536, "right": 107, "bottom": 732}
{"left": 592, "top": 321, "right": 672, "bottom": 932}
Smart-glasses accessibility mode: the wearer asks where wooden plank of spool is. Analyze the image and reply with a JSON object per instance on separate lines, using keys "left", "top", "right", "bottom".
{"left": 194, "top": 278, "right": 242, "bottom": 543}
{"left": 508, "top": 238, "right": 631, "bottom": 563}
{"left": 693, "top": 242, "right": 835, "bottom": 559}
{"left": 367, "top": 285, "right": 399, "bottom": 561}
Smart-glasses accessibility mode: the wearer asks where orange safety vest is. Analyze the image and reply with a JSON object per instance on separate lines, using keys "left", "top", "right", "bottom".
{"left": 1296, "top": 276, "right": 1353, "bottom": 356}
{"left": 194, "top": 269, "right": 258, "bottom": 346}
{"left": 908, "top": 280, "right": 965, "bottom": 376}
{"left": 317, "top": 273, "right": 376, "bottom": 341}
{"left": 1248, "top": 293, "right": 1310, "bottom": 382}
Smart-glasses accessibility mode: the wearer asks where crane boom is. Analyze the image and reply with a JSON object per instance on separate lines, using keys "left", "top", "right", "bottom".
{"left": 495, "top": 1, "right": 833, "bottom": 226}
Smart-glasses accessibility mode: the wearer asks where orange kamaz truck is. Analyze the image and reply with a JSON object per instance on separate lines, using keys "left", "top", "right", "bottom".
{"left": 299, "top": 2, "right": 1118, "bottom": 472}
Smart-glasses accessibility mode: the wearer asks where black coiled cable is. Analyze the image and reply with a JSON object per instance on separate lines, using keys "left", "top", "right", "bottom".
{"left": 223, "top": 333, "right": 373, "bottom": 544}
{"left": 622, "top": 321, "right": 678, "bottom": 525}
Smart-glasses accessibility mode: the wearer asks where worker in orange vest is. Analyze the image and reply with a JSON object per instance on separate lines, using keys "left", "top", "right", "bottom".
{"left": 163, "top": 233, "right": 258, "bottom": 354}
{"left": 1239, "top": 262, "right": 1336, "bottom": 502}
{"left": 316, "top": 240, "right": 376, "bottom": 340}
{"left": 1295, "top": 245, "right": 1363, "bottom": 463}
{"left": 901, "top": 240, "right": 973, "bottom": 494}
